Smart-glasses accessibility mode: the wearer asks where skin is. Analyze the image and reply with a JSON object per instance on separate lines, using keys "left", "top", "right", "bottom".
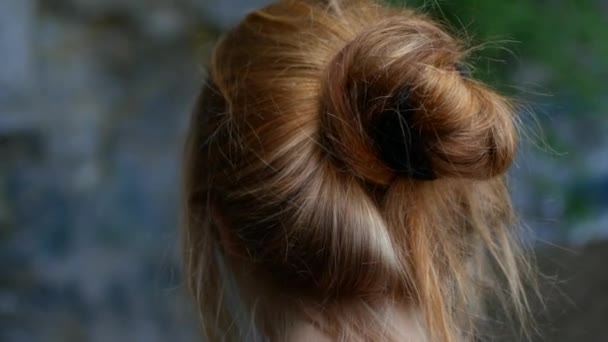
{"left": 289, "top": 305, "right": 429, "bottom": 342}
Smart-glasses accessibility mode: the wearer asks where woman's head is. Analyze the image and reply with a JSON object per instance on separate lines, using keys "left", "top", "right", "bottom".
{"left": 182, "top": 0, "right": 530, "bottom": 340}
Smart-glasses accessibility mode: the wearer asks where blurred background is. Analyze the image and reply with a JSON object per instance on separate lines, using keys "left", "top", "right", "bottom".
{"left": 0, "top": 0, "right": 606, "bottom": 341}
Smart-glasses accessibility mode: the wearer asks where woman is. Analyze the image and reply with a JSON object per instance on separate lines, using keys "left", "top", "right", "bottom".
{"left": 182, "top": 0, "right": 533, "bottom": 340}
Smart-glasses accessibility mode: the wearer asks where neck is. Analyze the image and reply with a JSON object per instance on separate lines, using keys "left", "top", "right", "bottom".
{"left": 287, "top": 304, "right": 429, "bottom": 342}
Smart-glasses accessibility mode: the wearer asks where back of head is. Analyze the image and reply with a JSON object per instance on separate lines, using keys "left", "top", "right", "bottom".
{"left": 183, "top": 0, "right": 530, "bottom": 341}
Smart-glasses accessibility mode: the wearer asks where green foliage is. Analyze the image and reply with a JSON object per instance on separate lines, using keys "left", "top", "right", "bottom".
{"left": 387, "top": 0, "right": 608, "bottom": 116}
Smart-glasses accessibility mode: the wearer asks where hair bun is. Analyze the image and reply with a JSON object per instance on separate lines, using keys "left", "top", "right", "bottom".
{"left": 320, "top": 16, "right": 517, "bottom": 185}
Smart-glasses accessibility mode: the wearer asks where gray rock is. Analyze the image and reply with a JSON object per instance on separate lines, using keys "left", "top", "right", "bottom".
{"left": 0, "top": 0, "right": 35, "bottom": 97}
{"left": 198, "top": 0, "right": 274, "bottom": 29}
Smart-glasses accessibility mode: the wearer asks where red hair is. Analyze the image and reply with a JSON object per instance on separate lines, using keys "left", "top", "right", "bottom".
{"left": 182, "top": 1, "right": 533, "bottom": 340}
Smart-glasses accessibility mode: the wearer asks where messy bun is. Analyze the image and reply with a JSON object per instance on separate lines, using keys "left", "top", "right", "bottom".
{"left": 321, "top": 17, "right": 517, "bottom": 185}
{"left": 183, "top": 1, "right": 532, "bottom": 341}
